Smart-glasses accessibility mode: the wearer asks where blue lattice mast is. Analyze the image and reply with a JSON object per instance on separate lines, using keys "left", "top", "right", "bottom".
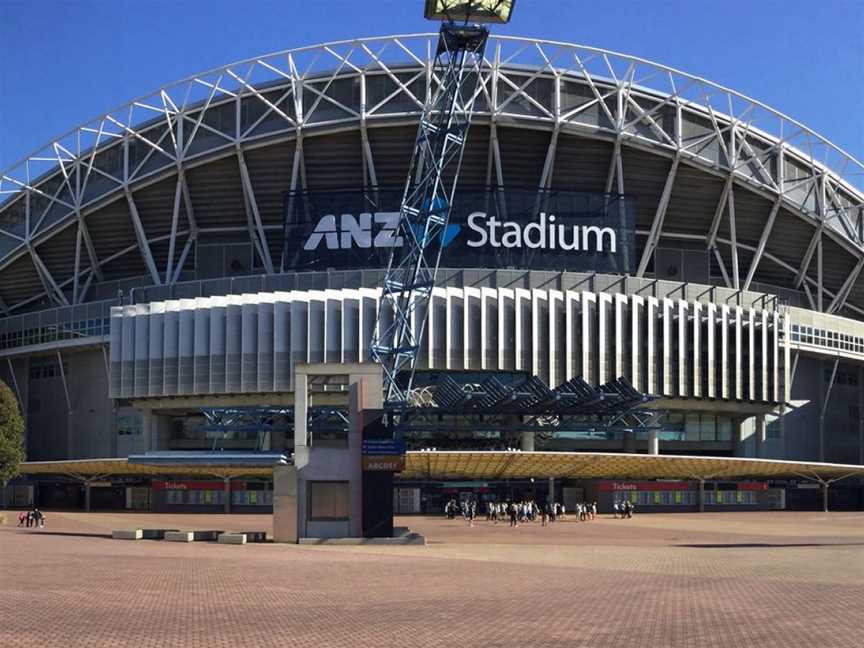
{"left": 371, "top": 3, "right": 514, "bottom": 405}
{"left": 370, "top": 23, "right": 488, "bottom": 405}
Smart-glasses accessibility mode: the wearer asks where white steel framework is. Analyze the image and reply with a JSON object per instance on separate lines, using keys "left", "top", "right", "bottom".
{"left": 0, "top": 35, "right": 862, "bottom": 318}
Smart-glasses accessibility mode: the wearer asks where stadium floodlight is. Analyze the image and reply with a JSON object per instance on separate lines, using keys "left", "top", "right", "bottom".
{"left": 424, "top": 0, "right": 515, "bottom": 23}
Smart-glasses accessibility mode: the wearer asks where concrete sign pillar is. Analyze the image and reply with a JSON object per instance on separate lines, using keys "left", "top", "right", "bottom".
{"left": 272, "top": 465, "right": 298, "bottom": 543}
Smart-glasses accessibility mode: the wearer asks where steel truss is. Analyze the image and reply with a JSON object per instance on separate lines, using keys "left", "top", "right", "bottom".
{"left": 0, "top": 35, "right": 862, "bottom": 318}
{"left": 371, "top": 24, "right": 489, "bottom": 404}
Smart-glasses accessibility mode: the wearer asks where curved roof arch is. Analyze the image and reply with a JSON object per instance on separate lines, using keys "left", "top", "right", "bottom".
{"left": 1, "top": 34, "right": 862, "bottom": 315}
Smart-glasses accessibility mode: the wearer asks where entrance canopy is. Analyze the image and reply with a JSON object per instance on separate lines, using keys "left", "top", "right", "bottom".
{"left": 17, "top": 452, "right": 864, "bottom": 484}
{"left": 400, "top": 452, "right": 864, "bottom": 483}
{"left": 19, "top": 452, "right": 289, "bottom": 479}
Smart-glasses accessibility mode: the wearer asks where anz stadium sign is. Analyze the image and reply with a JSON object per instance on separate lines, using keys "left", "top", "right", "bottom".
{"left": 284, "top": 187, "right": 634, "bottom": 273}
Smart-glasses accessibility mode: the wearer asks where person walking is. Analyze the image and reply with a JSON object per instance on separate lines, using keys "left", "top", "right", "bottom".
{"left": 17, "top": 511, "right": 27, "bottom": 527}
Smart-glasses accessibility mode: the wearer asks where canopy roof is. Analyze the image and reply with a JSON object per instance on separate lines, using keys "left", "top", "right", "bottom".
{"left": 401, "top": 452, "right": 864, "bottom": 482}
{"left": 18, "top": 452, "right": 864, "bottom": 483}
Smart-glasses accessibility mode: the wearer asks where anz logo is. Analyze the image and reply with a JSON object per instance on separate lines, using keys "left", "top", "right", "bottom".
{"left": 303, "top": 213, "right": 461, "bottom": 251}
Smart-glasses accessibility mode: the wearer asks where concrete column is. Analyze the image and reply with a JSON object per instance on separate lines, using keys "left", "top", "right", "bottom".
{"left": 697, "top": 479, "right": 705, "bottom": 513}
{"left": 520, "top": 431, "right": 534, "bottom": 452}
{"left": 648, "top": 430, "right": 659, "bottom": 455}
{"left": 547, "top": 477, "right": 555, "bottom": 507}
{"left": 272, "top": 465, "right": 298, "bottom": 543}
{"left": 822, "top": 482, "right": 829, "bottom": 513}
{"left": 141, "top": 409, "right": 154, "bottom": 451}
{"left": 294, "top": 373, "right": 308, "bottom": 448}
{"left": 84, "top": 481, "right": 91, "bottom": 512}
{"left": 623, "top": 430, "right": 636, "bottom": 453}
{"left": 223, "top": 477, "right": 231, "bottom": 513}
{"left": 754, "top": 414, "right": 766, "bottom": 459}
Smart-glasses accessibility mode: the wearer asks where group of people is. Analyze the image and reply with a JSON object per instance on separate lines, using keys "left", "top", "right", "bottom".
{"left": 612, "top": 500, "right": 636, "bottom": 518}
{"left": 445, "top": 498, "right": 609, "bottom": 527}
{"left": 16, "top": 509, "right": 45, "bottom": 528}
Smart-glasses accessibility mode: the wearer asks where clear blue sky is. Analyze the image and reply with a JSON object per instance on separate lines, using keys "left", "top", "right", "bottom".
{"left": 1, "top": 0, "right": 862, "bottom": 170}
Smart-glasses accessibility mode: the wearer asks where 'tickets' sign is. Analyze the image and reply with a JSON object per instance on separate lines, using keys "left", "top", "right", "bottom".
{"left": 283, "top": 186, "right": 635, "bottom": 274}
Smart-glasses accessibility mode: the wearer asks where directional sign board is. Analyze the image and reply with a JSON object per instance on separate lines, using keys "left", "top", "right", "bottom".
{"left": 361, "top": 438, "right": 406, "bottom": 472}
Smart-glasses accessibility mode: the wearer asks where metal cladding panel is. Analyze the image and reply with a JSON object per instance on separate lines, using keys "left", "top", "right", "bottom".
{"left": 324, "top": 290, "right": 342, "bottom": 364}
{"left": 307, "top": 292, "right": 325, "bottom": 365}
{"left": 630, "top": 295, "right": 642, "bottom": 391}
{"left": 677, "top": 300, "right": 688, "bottom": 397}
{"left": 147, "top": 304, "right": 164, "bottom": 397}
{"left": 109, "top": 310, "right": 124, "bottom": 399}
{"left": 565, "top": 291, "right": 580, "bottom": 382}
{"left": 734, "top": 306, "right": 743, "bottom": 401}
{"left": 240, "top": 298, "right": 259, "bottom": 393}
{"left": 257, "top": 295, "right": 275, "bottom": 393}
{"left": 358, "top": 289, "right": 378, "bottom": 364}
{"left": 289, "top": 295, "right": 308, "bottom": 390}
{"left": 706, "top": 303, "right": 716, "bottom": 399}
{"left": 498, "top": 288, "right": 515, "bottom": 371}
{"left": 193, "top": 299, "right": 211, "bottom": 395}
{"left": 225, "top": 299, "right": 242, "bottom": 393}
{"left": 178, "top": 300, "right": 195, "bottom": 395}
{"left": 273, "top": 294, "right": 291, "bottom": 390}
{"left": 482, "top": 287, "right": 498, "bottom": 370}
{"left": 549, "top": 290, "right": 565, "bottom": 386}
{"left": 646, "top": 297, "right": 658, "bottom": 394}
{"left": 106, "top": 286, "right": 784, "bottom": 404}
{"left": 133, "top": 305, "right": 149, "bottom": 398}
{"left": 162, "top": 302, "right": 180, "bottom": 395}
{"left": 515, "top": 288, "right": 531, "bottom": 372}
{"left": 720, "top": 305, "right": 730, "bottom": 400}
{"left": 532, "top": 289, "right": 549, "bottom": 382}
{"left": 598, "top": 293, "right": 612, "bottom": 385}
{"left": 209, "top": 298, "right": 227, "bottom": 394}
{"left": 661, "top": 298, "right": 673, "bottom": 397}
{"left": 342, "top": 290, "right": 360, "bottom": 365}
{"left": 691, "top": 301, "right": 701, "bottom": 398}
{"left": 428, "top": 288, "right": 447, "bottom": 370}
{"left": 582, "top": 292, "right": 596, "bottom": 384}
{"left": 464, "top": 287, "right": 482, "bottom": 371}
{"left": 119, "top": 306, "right": 136, "bottom": 398}
{"left": 447, "top": 288, "right": 465, "bottom": 370}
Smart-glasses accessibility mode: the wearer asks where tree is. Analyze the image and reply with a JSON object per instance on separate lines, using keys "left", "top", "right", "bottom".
{"left": 0, "top": 380, "right": 25, "bottom": 484}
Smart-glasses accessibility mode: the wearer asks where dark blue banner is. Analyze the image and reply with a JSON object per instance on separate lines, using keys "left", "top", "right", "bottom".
{"left": 282, "top": 186, "right": 635, "bottom": 274}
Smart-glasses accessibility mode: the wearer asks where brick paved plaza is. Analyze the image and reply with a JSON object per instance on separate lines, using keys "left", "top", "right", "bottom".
{"left": 1, "top": 510, "right": 862, "bottom": 647}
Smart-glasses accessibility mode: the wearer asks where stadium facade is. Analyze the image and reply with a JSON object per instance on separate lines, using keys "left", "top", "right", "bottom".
{"left": 2, "top": 35, "right": 863, "bottom": 511}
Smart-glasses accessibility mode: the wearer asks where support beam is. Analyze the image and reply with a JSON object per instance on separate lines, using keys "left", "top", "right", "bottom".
{"left": 124, "top": 189, "right": 162, "bottom": 286}
{"left": 794, "top": 226, "right": 822, "bottom": 288}
{"left": 237, "top": 148, "right": 275, "bottom": 275}
{"left": 706, "top": 176, "right": 733, "bottom": 249}
{"left": 223, "top": 477, "right": 232, "bottom": 513}
{"left": 636, "top": 157, "right": 679, "bottom": 277}
{"left": 30, "top": 247, "right": 70, "bottom": 306}
{"left": 743, "top": 198, "right": 781, "bottom": 290}
{"left": 827, "top": 258, "right": 864, "bottom": 314}
{"left": 728, "top": 186, "right": 740, "bottom": 289}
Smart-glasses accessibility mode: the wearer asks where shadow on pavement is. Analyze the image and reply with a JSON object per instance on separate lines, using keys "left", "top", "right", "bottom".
{"left": 677, "top": 542, "right": 864, "bottom": 548}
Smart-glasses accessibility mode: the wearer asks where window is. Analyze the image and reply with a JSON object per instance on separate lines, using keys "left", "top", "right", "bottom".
{"left": 308, "top": 481, "right": 350, "bottom": 521}
{"left": 117, "top": 414, "right": 143, "bottom": 436}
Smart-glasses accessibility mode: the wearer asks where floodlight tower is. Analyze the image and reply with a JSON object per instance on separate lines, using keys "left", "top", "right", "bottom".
{"left": 370, "top": 1, "right": 516, "bottom": 406}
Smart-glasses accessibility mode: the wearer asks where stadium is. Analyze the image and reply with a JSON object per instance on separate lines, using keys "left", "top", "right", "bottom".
{"left": 2, "top": 33, "right": 864, "bottom": 518}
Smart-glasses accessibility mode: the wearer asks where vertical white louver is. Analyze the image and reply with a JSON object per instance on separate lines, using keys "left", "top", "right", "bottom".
{"left": 108, "top": 287, "right": 784, "bottom": 404}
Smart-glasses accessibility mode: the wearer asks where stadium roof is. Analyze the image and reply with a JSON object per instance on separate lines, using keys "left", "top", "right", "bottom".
{"left": 17, "top": 452, "right": 864, "bottom": 483}
{"left": 0, "top": 35, "right": 862, "bottom": 316}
